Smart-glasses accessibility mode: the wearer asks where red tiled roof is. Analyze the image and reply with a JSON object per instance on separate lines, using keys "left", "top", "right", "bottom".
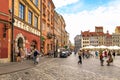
{"left": 105, "top": 33, "right": 112, "bottom": 38}
{"left": 97, "top": 32, "right": 105, "bottom": 36}
{"left": 89, "top": 32, "right": 97, "bottom": 36}
{"left": 81, "top": 31, "right": 90, "bottom": 37}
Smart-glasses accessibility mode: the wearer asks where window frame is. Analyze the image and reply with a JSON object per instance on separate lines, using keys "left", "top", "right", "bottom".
{"left": 19, "top": 3, "right": 25, "bottom": 20}
{"left": 34, "top": 16, "right": 38, "bottom": 28}
{"left": 28, "top": 10, "right": 32, "bottom": 25}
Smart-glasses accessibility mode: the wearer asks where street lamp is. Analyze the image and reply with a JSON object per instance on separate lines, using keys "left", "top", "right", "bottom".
{"left": 11, "top": 0, "right": 14, "bottom": 62}
{"left": 40, "top": 0, "right": 42, "bottom": 52}
{"left": 53, "top": 34, "right": 58, "bottom": 58}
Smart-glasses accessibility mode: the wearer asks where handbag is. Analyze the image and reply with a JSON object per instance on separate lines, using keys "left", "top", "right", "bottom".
{"left": 36, "top": 57, "right": 39, "bottom": 62}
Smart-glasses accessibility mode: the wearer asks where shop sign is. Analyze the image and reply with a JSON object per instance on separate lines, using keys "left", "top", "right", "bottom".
{"left": 14, "top": 19, "right": 40, "bottom": 36}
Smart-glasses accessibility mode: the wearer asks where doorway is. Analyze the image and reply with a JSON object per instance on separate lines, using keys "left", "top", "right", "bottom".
{"left": 17, "top": 37, "right": 23, "bottom": 48}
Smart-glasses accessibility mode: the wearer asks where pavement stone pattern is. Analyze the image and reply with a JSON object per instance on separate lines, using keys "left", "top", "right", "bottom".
{"left": 0, "top": 53, "right": 120, "bottom": 80}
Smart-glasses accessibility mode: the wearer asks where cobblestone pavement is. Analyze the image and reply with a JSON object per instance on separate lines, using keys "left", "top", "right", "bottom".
{"left": 0, "top": 53, "right": 120, "bottom": 80}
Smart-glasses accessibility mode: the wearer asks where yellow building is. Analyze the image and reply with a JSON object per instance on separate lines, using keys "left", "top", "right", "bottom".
{"left": 13, "top": 0, "right": 41, "bottom": 61}
{"left": 115, "top": 26, "right": 120, "bottom": 33}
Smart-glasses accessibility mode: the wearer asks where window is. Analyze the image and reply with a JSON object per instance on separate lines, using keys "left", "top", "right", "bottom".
{"left": 42, "top": 6, "right": 46, "bottom": 17}
{"left": 48, "top": 11, "right": 50, "bottom": 21}
{"left": 48, "top": 1, "right": 51, "bottom": 8}
{"left": 35, "top": 0, "right": 38, "bottom": 7}
{"left": 42, "top": 21, "right": 46, "bottom": 30}
{"left": 19, "top": 3, "right": 25, "bottom": 20}
{"left": 34, "top": 16, "right": 38, "bottom": 28}
{"left": 28, "top": 10, "right": 32, "bottom": 24}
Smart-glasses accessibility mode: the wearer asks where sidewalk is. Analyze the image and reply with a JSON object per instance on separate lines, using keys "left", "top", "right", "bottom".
{"left": 0, "top": 56, "right": 49, "bottom": 75}
{"left": 0, "top": 60, "right": 35, "bottom": 75}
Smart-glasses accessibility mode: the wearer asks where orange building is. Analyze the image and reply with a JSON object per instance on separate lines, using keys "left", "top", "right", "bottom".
{"left": 41, "top": 0, "right": 55, "bottom": 54}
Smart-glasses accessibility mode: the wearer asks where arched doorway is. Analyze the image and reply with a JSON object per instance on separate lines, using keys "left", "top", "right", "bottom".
{"left": 14, "top": 33, "right": 25, "bottom": 54}
{"left": 17, "top": 37, "right": 23, "bottom": 48}
{"left": 14, "top": 33, "right": 25, "bottom": 61}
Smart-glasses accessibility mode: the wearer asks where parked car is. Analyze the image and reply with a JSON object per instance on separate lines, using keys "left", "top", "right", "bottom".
{"left": 60, "top": 51, "right": 68, "bottom": 58}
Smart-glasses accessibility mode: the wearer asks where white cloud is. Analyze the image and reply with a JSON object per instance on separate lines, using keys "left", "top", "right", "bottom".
{"left": 63, "top": 2, "right": 120, "bottom": 43}
{"left": 52, "top": 0, "right": 78, "bottom": 8}
{"left": 53, "top": 0, "right": 120, "bottom": 43}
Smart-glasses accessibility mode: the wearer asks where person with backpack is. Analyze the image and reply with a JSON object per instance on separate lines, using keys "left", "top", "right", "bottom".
{"left": 32, "top": 46, "right": 39, "bottom": 64}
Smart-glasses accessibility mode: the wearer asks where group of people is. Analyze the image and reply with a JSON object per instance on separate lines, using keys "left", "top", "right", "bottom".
{"left": 77, "top": 49, "right": 116, "bottom": 66}
{"left": 16, "top": 46, "right": 40, "bottom": 64}
{"left": 99, "top": 50, "right": 115, "bottom": 66}
{"left": 77, "top": 49, "right": 95, "bottom": 64}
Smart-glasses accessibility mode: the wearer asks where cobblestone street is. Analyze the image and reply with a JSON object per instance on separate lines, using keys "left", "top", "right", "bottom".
{"left": 0, "top": 53, "right": 120, "bottom": 80}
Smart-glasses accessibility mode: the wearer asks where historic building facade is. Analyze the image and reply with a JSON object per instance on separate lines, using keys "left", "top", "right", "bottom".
{"left": 54, "top": 11, "right": 69, "bottom": 50}
{"left": 76, "top": 26, "right": 119, "bottom": 49}
{"left": 0, "top": 0, "right": 11, "bottom": 63}
{"left": 13, "top": 0, "right": 41, "bottom": 58}
{"left": 41, "top": 0, "right": 55, "bottom": 54}
{"left": 0, "top": 0, "right": 41, "bottom": 63}
{"left": 0, "top": 0, "right": 69, "bottom": 63}
{"left": 74, "top": 35, "right": 82, "bottom": 52}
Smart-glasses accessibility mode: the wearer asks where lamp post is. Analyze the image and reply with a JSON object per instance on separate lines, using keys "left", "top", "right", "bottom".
{"left": 11, "top": 0, "right": 14, "bottom": 62}
{"left": 40, "top": 0, "right": 42, "bottom": 52}
{"left": 53, "top": 35, "right": 56, "bottom": 58}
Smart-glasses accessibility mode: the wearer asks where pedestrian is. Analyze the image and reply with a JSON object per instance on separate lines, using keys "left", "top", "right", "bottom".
{"left": 95, "top": 51, "right": 98, "bottom": 58}
{"left": 20, "top": 47, "right": 25, "bottom": 62}
{"left": 16, "top": 48, "right": 21, "bottom": 62}
{"left": 78, "top": 49, "right": 82, "bottom": 64}
{"left": 99, "top": 50, "right": 104, "bottom": 66}
{"left": 112, "top": 50, "right": 116, "bottom": 59}
{"left": 82, "top": 50, "right": 85, "bottom": 59}
{"left": 33, "top": 46, "right": 39, "bottom": 64}
{"left": 107, "top": 51, "right": 113, "bottom": 66}
{"left": 104, "top": 50, "right": 108, "bottom": 58}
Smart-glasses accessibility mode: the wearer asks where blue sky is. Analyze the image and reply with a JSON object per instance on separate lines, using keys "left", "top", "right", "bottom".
{"left": 56, "top": 0, "right": 111, "bottom": 14}
{"left": 52, "top": 0, "right": 120, "bottom": 43}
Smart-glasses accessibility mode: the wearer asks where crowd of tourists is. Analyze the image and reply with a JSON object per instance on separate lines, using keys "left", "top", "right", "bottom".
{"left": 77, "top": 49, "right": 116, "bottom": 66}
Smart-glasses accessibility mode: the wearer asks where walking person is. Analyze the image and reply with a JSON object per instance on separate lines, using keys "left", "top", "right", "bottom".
{"left": 107, "top": 51, "right": 113, "bottom": 66}
{"left": 82, "top": 50, "right": 85, "bottom": 59}
{"left": 33, "top": 46, "right": 39, "bottom": 64}
{"left": 78, "top": 49, "right": 82, "bottom": 64}
{"left": 16, "top": 48, "right": 21, "bottom": 62}
{"left": 99, "top": 50, "right": 104, "bottom": 66}
{"left": 112, "top": 50, "right": 116, "bottom": 59}
{"left": 95, "top": 51, "right": 98, "bottom": 58}
{"left": 20, "top": 47, "right": 25, "bottom": 62}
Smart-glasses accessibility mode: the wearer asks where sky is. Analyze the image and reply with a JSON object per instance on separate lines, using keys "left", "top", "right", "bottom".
{"left": 52, "top": 0, "right": 120, "bottom": 43}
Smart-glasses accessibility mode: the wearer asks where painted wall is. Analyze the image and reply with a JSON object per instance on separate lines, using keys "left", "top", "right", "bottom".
{"left": 14, "top": 27, "right": 40, "bottom": 51}
{"left": 0, "top": 0, "right": 10, "bottom": 59}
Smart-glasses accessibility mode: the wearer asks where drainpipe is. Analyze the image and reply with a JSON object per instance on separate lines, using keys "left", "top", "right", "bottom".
{"left": 11, "top": 0, "right": 14, "bottom": 62}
